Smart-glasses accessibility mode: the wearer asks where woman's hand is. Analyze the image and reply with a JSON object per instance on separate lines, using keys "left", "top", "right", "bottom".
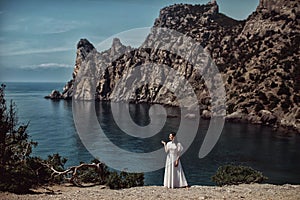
{"left": 175, "top": 159, "right": 179, "bottom": 167}
{"left": 161, "top": 140, "right": 166, "bottom": 146}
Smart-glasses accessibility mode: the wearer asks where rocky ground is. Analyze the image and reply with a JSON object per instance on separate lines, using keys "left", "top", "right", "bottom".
{"left": 1, "top": 184, "right": 300, "bottom": 200}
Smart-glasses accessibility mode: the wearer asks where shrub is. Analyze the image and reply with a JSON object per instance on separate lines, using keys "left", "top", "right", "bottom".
{"left": 281, "top": 97, "right": 291, "bottom": 112}
{"left": 268, "top": 94, "right": 280, "bottom": 110}
{"left": 106, "top": 171, "right": 144, "bottom": 189}
{"left": 106, "top": 172, "right": 122, "bottom": 189}
{"left": 277, "top": 83, "right": 291, "bottom": 96}
{"left": 0, "top": 85, "right": 76, "bottom": 192}
{"left": 119, "top": 171, "right": 144, "bottom": 188}
{"left": 76, "top": 159, "right": 110, "bottom": 185}
{"left": 258, "top": 91, "right": 268, "bottom": 105}
{"left": 0, "top": 84, "right": 39, "bottom": 193}
{"left": 211, "top": 165, "right": 268, "bottom": 186}
{"left": 254, "top": 102, "right": 264, "bottom": 112}
{"left": 0, "top": 162, "right": 37, "bottom": 193}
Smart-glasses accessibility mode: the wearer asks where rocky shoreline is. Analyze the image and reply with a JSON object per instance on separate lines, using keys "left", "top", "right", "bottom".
{"left": 1, "top": 184, "right": 300, "bottom": 200}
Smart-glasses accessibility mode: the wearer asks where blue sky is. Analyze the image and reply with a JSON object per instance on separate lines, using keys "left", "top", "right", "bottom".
{"left": 0, "top": 0, "right": 259, "bottom": 82}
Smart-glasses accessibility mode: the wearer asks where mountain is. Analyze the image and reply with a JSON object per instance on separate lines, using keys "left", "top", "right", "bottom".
{"left": 48, "top": 0, "right": 300, "bottom": 133}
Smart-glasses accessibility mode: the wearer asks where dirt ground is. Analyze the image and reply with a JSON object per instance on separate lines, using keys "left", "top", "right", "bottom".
{"left": 1, "top": 183, "right": 300, "bottom": 200}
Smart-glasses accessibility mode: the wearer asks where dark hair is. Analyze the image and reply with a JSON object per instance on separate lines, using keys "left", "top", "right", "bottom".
{"left": 170, "top": 132, "right": 176, "bottom": 137}
{"left": 170, "top": 132, "right": 178, "bottom": 145}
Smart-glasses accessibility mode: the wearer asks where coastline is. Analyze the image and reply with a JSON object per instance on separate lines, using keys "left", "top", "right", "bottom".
{"left": 1, "top": 184, "right": 299, "bottom": 200}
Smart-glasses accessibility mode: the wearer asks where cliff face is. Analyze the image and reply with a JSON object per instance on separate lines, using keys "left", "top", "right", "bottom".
{"left": 60, "top": 0, "right": 300, "bottom": 133}
{"left": 258, "top": 0, "right": 299, "bottom": 15}
{"left": 224, "top": 0, "right": 300, "bottom": 130}
{"left": 61, "top": 38, "right": 133, "bottom": 100}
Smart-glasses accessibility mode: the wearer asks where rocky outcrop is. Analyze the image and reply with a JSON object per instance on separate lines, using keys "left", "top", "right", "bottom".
{"left": 258, "top": 0, "right": 299, "bottom": 16}
{"left": 44, "top": 90, "right": 63, "bottom": 100}
{"left": 149, "top": 0, "right": 300, "bottom": 133}
{"left": 45, "top": 39, "right": 98, "bottom": 100}
{"left": 51, "top": 0, "right": 300, "bottom": 133}
{"left": 46, "top": 38, "right": 133, "bottom": 100}
{"left": 221, "top": 0, "right": 300, "bottom": 133}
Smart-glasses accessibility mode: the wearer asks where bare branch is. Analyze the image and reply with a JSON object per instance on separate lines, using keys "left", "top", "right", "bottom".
{"left": 42, "top": 162, "right": 104, "bottom": 186}
{"left": 22, "top": 143, "right": 31, "bottom": 160}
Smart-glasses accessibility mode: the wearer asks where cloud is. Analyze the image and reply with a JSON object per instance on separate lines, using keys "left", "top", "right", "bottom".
{"left": 0, "top": 16, "right": 30, "bottom": 32}
{"left": 0, "top": 17, "right": 79, "bottom": 57}
{"left": 0, "top": 46, "right": 72, "bottom": 56}
{"left": 1, "top": 24, "right": 21, "bottom": 32}
{"left": 21, "top": 63, "right": 73, "bottom": 69}
{"left": 35, "top": 18, "right": 83, "bottom": 34}
{"left": 1, "top": 15, "right": 85, "bottom": 35}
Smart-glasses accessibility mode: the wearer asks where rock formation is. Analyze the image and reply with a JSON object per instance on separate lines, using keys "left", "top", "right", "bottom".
{"left": 44, "top": 90, "right": 63, "bottom": 99}
{"left": 48, "top": 0, "right": 300, "bottom": 133}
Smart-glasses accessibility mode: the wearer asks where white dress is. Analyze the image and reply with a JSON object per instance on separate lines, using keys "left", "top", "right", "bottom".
{"left": 163, "top": 141, "right": 188, "bottom": 188}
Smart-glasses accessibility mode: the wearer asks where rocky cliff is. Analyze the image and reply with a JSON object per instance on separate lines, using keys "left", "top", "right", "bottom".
{"left": 51, "top": 0, "right": 300, "bottom": 133}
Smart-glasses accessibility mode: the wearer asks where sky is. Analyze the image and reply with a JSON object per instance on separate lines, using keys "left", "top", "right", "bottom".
{"left": 0, "top": 0, "right": 259, "bottom": 82}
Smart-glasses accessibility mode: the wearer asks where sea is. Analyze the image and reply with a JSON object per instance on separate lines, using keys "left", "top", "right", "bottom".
{"left": 4, "top": 82, "right": 300, "bottom": 186}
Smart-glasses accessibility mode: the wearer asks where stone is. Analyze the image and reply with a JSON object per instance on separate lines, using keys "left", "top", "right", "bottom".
{"left": 225, "top": 111, "right": 245, "bottom": 122}
{"left": 202, "top": 110, "right": 211, "bottom": 119}
{"left": 44, "top": 90, "right": 62, "bottom": 100}
{"left": 259, "top": 110, "right": 277, "bottom": 124}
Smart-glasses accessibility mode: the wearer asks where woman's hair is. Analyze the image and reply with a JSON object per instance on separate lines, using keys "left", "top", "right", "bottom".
{"left": 170, "top": 132, "right": 176, "bottom": 137}
{"left": 170, "top": 132, "right": 178, "bottom": 145}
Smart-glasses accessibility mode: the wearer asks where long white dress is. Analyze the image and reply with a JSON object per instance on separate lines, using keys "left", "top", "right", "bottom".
{"left": 163, "top": 141, "right": 188, "bottom": 188}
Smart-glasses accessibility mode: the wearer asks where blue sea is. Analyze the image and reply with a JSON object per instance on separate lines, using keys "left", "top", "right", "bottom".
{"left": 4, "top": 82, "right": 300, "bottom": 186}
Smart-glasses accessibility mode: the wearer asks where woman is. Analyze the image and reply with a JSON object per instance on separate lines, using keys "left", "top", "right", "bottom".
{"left": 161, "top": 132, "right": 188, "bottom": 188}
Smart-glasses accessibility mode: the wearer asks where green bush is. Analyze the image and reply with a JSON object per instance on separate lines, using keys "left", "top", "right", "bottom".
{"left": 106, "top": 172, "right": 122, "bottom": 189}
{"left": 211, "top": 165, "right": 268, "bottom": 186}
{"left": 72, "top": 159, "right": 144, "bottom": 189}
{"left": 0, "top": 84, "right": 39, "bottom": 193}
{"left": 0, "top": 163, "right": 37, "bottom": 193}
{"left": 0, "top": 85, "right": 69, "bottom": 192}
{"left": 76, "top": 159, "right": 110, "bottom": 185}
{"left": 106, "top": 171, "right": 144, "bottom": 189}
{"left": 119, "top": 171, "right": 144, "bottom": 189}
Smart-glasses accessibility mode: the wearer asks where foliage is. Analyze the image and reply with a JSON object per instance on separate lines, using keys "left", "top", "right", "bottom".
{"left": 42, "top": 153, "right": 68, "bottom": 183}
{"left": 211, "top": 165, "right": 268, "bottom": 186}
{"left": 69, "top": 158, "right": 144, "bottom": 189}
{"left": 0, "top": 84, "right": 70, "bottom": 192}
{"left": 106, "top": 172, "right": 122, "bottom": 189}
{"left": 106, "top": 171, "right": 144, "bottom": 189}
{"left": 76, "top": 159, "right": 109, "bottom": 185}
{"left": 0, "top": 84, "right": 38, "bottom": 193}
{"left": 77, "top": 162, "right": 145, "bottom": 190}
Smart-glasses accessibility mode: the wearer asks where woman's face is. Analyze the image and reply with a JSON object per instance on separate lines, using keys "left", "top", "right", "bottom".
{"left": 169, "top": 134, "right": 175, "bottom": 141}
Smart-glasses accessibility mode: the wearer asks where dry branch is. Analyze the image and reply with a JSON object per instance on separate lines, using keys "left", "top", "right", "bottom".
{"left": 42, "top": 162, "right": 104, "bottom": 186}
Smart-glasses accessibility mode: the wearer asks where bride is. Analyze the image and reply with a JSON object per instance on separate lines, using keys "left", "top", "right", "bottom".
{"left": 161, "top": 132, "right": 188, "bottom": 188}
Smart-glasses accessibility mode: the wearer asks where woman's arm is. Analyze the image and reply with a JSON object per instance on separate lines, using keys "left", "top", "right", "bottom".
{"left": 161, "top": 140, "right": 168, "bottom": 153}
{"left": 175, "top": 144, "right": 181, "bottom": 167}
{"left": 176, "top": 143, "right": 183, "bottom": 161}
